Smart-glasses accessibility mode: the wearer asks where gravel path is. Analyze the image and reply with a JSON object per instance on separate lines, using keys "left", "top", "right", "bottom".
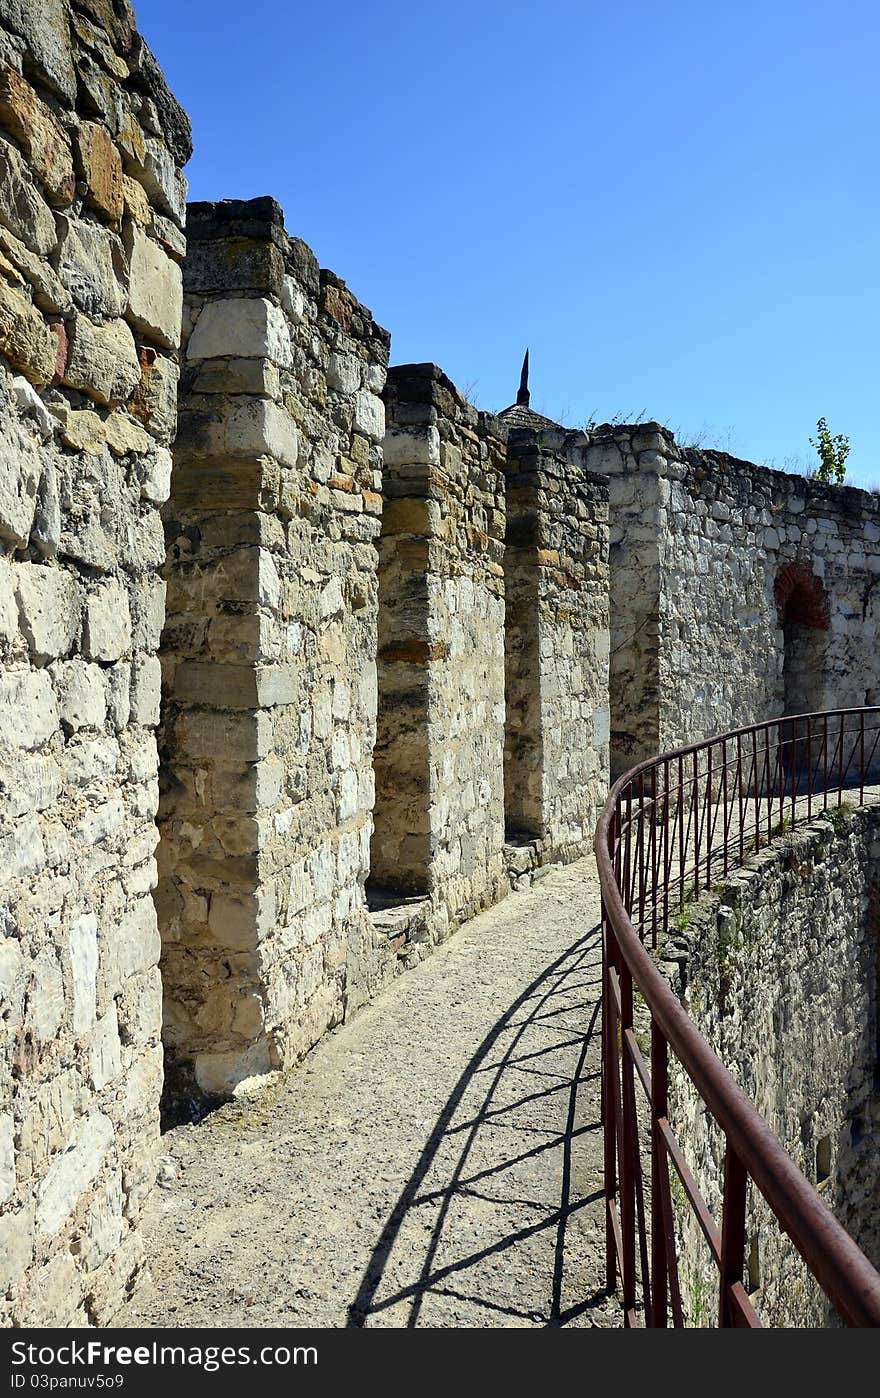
{"left": 124, "top": 857, "right": 619, "bottom": 1329}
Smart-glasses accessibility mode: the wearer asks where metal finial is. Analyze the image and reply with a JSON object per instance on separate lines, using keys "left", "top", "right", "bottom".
{"left": 516, "top": 348, "right": 530, "bottom": 407}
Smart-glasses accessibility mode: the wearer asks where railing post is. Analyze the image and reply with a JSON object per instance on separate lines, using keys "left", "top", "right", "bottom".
{"left": 619, "top": 954, "right": 637, "bottom": 1321}
{"left": 718, "top": 1144, "right": 748, "bottom": 1327}
{"left": 602, "top": 898, "right": 618, "bottom": 1295}
{"left": 650, "top": 1021, "right": 669, "bottom": 1327}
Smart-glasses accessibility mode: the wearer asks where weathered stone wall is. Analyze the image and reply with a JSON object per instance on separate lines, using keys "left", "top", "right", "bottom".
{"left": 586, "top": 425, "right": 880, "bottom": 772}
{"left": 0, "top": 0, "right": 188, "bottom": 1325}
{"left": 661, "top": 801, "right": 880, "bottom": 1326}
{"left": 503, "top": 431, "right": 610, "bottom": 866}
{"left": 158, "top": 198, "right": 389, "bottom": 1097}
{"left": 374, "top": 364, "right": 507, "bottom": 938}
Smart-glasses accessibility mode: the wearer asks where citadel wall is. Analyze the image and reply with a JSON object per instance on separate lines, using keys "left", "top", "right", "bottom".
{"left": 374, "top": 364, "right": 508, "bottom": 938}
{"left": 662, "top": 802, "right": 880, "bottom": 1326}
{"left": 158, "top": 198, "right": 390, "bottom": 1097}
{"left": 586, "top": 425, "right": 880, "bottom": 773}
{"left": 0, "top": 0, "right": 188, "bottom": 1325}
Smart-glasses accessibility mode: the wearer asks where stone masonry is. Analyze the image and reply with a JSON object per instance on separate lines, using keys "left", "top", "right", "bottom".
{"left": 0, "top": 0, "right": 188, "bottom": 1325}
{"left": 661, "top": 802, "right": 880, "bottom": 1327}
{"left": 585, "top": 424, "right": 880, "bottom": 776}
{"left": 158, "top": 198, "right": 390, "bottom": 1098}
{"left": 373, "top": 364, "right": 508, "bottom": 940}
{"left": 503, "top": 430, "right": 610, "bottom": 872}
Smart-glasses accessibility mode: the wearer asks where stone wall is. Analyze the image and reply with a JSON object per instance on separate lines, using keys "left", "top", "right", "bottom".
{"left": 586, "top": 425, "right": 880, "bottom": 773}
{"left": 661, "top": 801, "right": 880, "bottom": 1326}
{"left": 0, "top": 0, "right": 188, "bottom": 1325}
{"left": 503, "top": 431, "right": 610, "bottom": 867}
{"left": 158, "top": 198, "right": 389, "bottom": 1098}
{"left": 374, "top": 364, "right": 507, "bottom": 939}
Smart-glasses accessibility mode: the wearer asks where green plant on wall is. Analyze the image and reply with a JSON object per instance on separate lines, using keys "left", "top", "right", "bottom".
{"left": 809, "top": 417, "right": 850, "bottom": 484}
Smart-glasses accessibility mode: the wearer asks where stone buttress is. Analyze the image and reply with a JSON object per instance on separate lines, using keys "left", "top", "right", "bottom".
{"left": 158, "top": 198, "right": 390, "bottom": 1098}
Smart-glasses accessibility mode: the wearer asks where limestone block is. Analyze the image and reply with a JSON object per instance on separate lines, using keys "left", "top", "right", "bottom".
{"left": 104, "top": 411, "right": 151, "bottom": 457}
{"left": 0, "top": 1206, "right": 31, "bottom": 1290}
{"left": 129, "top": 654, "right": 161, "bottom": 725}
{"left": 125, "top": 226, "right": 182, "bottom": 350}
{"left": 0, "top": 559, "right": 16, "bottom": 642}
{"left": 12, "top": 374, "right": 54, "bottom": 437}
{"left": 78, "top": 1175, "right": 123, "bottom": 1271}
{"left": 0, "top": 1112, "right": 13, "bottom": 1204}
{"left": 0, "top": 668, "right": 57, "bottom": 748}
{"left": 69, "top": 913, "right": 98, "bottom": 1035}
{"left": 0, "top": 133, "right": 56, "bottom": 255}
{"left": 0, "top": 752, "right": 61, "bottom": 816}
{"left": 0, "top": 224, "right": 71, "bottom": 312}
{"left": 90, "top": 1004, "right": 121, "bottom": 1089}
{"left": 0, "top": 65, "right": 74, "bottom": 205}
{"left": 122, "top": 173, "right": 150, "bottom": 224}
{"left": 129, "top": 350, "right": 179, "bottom": 443}
{"left": 55, "top": 215, "right": 126, "bottom": 319}
{"left": 190, "top": 355, "right": 279, "bottom": 399}
{"left": 0, "top": 415, "right": 43, "bottom": 546}
{"left": 54, "top": 405, "right": 107, "bottom": 455}
{"left": 15, "top": 563, "right": 80, "bottom": 662}
{"left": 130, "top": 577, "right": 165, "bottom": 651}
{"left": 354, "top": 389, "right": 384, "bottom": 443}
{"left": 75, "top": 120, "right": 123, "bottom": 223}
{"left": 64, "top": 314, "right": 140, "bottom": 407}
{"left": 28, "top": 948, "right": 63, "bottom": 1042}
{"left": 36, "top": 1110, "right": 114, "bottom": 1236}
{"left": 187, "top": 296, "right": 292, "bottom": 367}
{"left": 0, "top": 278, "right": 56, "bottom": 384}
{"left": 113, "top": 895, "right": 160, "bottom": 987}
{"left": 139, "top": 447, "right": 172, "bottom": 504}
{"left": 194, "top": 1040, "right": 274, "bottom": 1096}
{"left": 183, "top": 237, "right": 285, "bottom": 296}
{"left": 383, "top": 424, "right": 440, "bottom": 468}
{"left": 186, "top": 396, "right": 298, "bottom": 466}
{"left": 280, "top": 276, "right": 304, "bottom": 322}
{"left": 0, "top": 0, "right": 78, "bottom": 106}
{"left": 126, "top": 135, "right": 186, "bottom": 226}
{"left": 83, "top": 580, "right": 131, "bottom": 661}
{"left": 53, "top": 658, "right": 106, "bottom": 731}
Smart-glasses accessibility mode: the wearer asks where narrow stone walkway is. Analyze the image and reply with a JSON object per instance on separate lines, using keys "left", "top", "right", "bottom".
{"left": 124, "top": 858, "right": 619, "bottom": 1329}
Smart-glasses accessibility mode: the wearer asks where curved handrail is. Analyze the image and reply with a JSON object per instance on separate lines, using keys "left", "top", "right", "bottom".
{"left": 595, "top": 706, "right": 880, "bottom": 1327}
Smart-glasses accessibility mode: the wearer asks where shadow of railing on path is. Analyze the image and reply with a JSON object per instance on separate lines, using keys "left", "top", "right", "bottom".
{"left": 346, "top": 925, "right": 611, "bottom": 1328}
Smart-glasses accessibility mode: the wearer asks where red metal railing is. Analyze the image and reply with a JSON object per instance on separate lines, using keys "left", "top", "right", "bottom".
{"left": 595, "top": 707, "right": 880, "bottom": 1327}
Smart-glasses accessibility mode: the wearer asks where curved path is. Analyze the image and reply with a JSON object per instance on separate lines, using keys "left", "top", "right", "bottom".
{"left": 124, "top": 858, "right": 619, "bottom": 1329}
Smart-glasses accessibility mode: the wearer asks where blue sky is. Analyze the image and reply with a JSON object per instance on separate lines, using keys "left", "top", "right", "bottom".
{"left": 136, "top": 0, "right": 879, "bottom": 485}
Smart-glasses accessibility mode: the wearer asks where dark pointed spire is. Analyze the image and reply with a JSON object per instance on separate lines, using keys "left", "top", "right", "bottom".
{"left": 516, "top": 348, "right": 530, "bottom": 407}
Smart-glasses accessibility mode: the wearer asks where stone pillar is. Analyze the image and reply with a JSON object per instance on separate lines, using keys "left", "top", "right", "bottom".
{"left": 159, "top": 198, "right": 389, "bottom": 1097}
{"left": 375, "top": 364, "right": 507, "bottom": 938}
{"left": 0, "top": 0, "right": 188, "bottom": 1325}
{"left": 586, "top": 427, "right": 665, "bottom": 777}
{"left": 503, "top": 434, "right": 610, "bottom": 869}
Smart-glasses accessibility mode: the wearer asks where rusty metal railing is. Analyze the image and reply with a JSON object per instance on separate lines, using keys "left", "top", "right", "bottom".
{"left": 595, "top": 707, "right": 880, "bottom": 1327}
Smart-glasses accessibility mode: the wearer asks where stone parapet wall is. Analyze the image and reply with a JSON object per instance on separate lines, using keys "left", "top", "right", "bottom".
{"left": 504, "top": 432, "right": 610, "bottom": 861}
{"left": 375, "top": 364, "right": 507, "bottom": 937}
{"left": 661, "top": 801, "right": 880, "bottom": 1326}
{"left": 587, "top": 423, "right": 880, "bottom": 771}
{"left": 158, "top": 198, "right": 390, "bottom": 1097}
{"left": 0, "top": 0, "right": 188, "bottom": 1325}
